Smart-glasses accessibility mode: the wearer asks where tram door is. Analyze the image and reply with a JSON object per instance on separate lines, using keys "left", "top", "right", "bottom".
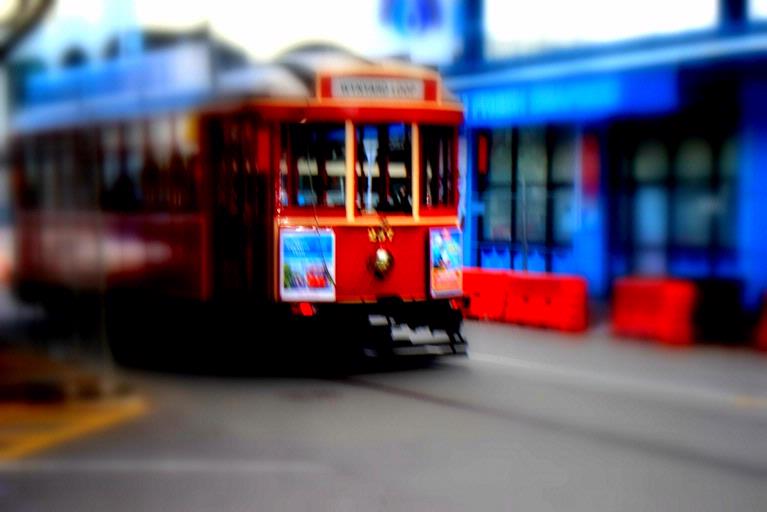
{"left": 207, "top": 114, "right": 269, "bottom": 300}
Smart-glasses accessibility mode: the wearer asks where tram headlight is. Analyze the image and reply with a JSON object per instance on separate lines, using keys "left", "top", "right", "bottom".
{"left": 371, "top": 247, "right": 394, "bottom": 279}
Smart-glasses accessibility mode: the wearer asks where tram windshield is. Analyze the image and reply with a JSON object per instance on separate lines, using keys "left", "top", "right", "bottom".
{"left": 355, "top": 123, "right": 412, "bottom": 214}
{"left": 280, "top": 123, "right": 346, "bottom": 208}
{"left": 279, "top": 122, "right": 456, "bottom": 214}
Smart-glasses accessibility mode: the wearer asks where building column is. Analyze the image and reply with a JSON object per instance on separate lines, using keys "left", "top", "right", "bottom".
{"left": 461, "top": 127, "right": 478, "bottom": 267}
{"left": 738, "top": 81, "right": 767, "bottom": 308}
{"left": 571, "top": 130, "right": 608, "bottom": 297}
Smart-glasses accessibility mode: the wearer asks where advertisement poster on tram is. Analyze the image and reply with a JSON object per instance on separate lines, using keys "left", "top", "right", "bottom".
{"left": 280, "top": 228, "right": 336, "bottom": 301}
{"left": 429, "top": 227, "right": 462, "bottom": 298}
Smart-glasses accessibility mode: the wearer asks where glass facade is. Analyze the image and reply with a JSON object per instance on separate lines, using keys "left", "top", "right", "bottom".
{"left": 463, "top": 100, "right": 743, "bottom": 298}
{"left": 451, "top": 0, "right": 767, "bottom": 307}
{"left": 608, "top": 115, "right": 738, "bottom": 280}
{"left": 476, "top": 127, "right": 577, "bottom": 271}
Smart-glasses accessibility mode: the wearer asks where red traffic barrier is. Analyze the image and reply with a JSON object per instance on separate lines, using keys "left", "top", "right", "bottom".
{"left": 612, "top": 277, "right": 696, "bottom": 346}
{"left": 463, "top": 267, "right": 509, "bottom": 321}
{"left": 463, "top": 268, "right": 588, "bottom": 332}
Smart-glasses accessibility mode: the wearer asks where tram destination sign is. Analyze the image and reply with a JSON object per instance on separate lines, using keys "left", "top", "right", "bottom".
{"left": 329, "top": 76, "right": 426, "bottom": 100}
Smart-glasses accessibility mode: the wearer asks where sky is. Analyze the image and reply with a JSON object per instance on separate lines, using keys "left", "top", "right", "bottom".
{"left": 484, "top": 0, "right": 720, "bottom": 57}
{"left": 13, "top": 0, "right": 460, "bottom": 66}
{"left": 12, "top": 0, "right": 761, "bottom": 66}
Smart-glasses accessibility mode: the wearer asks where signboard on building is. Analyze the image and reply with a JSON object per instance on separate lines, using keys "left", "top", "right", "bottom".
{"left": 455, "top": 69, "right": 678, "bottom": 126}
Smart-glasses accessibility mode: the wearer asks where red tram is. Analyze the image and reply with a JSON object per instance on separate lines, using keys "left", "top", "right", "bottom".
{"left": 10, "top": 45, "right": 466, "bottom": 364}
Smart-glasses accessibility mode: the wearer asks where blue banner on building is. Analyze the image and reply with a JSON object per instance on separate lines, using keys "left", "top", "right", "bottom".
{"left": 457, "top": 68, "right": 678, "bottom": 126}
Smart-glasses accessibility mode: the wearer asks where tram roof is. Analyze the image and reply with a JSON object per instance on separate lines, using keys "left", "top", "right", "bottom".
{"left": 11, "top": 43, "right": 459, "bottom": 135}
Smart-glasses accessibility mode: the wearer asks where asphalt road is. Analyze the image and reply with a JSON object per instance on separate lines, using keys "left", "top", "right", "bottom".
{"left": 1, "top": 321, "right": 766, "bottom": 511}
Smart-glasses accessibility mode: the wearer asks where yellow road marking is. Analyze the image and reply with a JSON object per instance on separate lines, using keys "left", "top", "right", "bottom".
{"left": 0, "top": 397, "right": 147, "bottom": 461}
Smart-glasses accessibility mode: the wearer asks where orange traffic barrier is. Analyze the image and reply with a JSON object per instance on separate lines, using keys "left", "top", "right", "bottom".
{"left": 503, "top": 273, "right": 587, "bottom": 332}
{"left": 463, "top": 268, "right": 588, "bottom": 332}
{"left": 612, "top": 277, "right": 696, "bottom": 346}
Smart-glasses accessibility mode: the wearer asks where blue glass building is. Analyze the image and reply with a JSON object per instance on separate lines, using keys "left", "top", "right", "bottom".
{"left": 446, "top": 0, "right": 767, "bottom": 309}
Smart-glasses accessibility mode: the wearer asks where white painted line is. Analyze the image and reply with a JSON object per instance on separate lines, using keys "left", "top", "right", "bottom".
{"left": 468, "top": 352, "right": 767, "bottom": 413}
{"left": 0, "top": 459, "right": 333, "bottom": 475}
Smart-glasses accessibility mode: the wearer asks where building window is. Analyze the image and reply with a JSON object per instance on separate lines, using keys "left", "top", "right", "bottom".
{"left": 717, "top": 136, "right": 738, "bottom": 250}
{"left": 476, "top": 126, "right": 578, "bottom": 271}
{"left": 482, "top": 128, "right": 512, "bottom": 241}
{"left": 610, "top": 119, "right": 737, "bottom": 279}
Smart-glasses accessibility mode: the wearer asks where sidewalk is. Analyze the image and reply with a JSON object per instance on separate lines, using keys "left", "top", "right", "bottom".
{"left": 0, "top": 345, "right": 146, "bottom": 461}
{"left": 0, "top": 347, "right": 130, "bottom": 403}
{"left": 463, "top": 320, "right": 767, "bottom": 414}
{"left": 0, "top": 279, "right": 128, "bottom": 403}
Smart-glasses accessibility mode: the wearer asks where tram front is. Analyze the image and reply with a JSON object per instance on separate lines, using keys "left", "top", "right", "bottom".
{"left": 272, "top": 57, "right": 466, "bottom": 357}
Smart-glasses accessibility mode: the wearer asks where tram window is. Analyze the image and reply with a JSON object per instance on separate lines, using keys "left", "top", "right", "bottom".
{"left": 19, "top": 138, "right": 41, "bottom": 208}
{"left": 101, "top": 125, "right": 140, "bottom": 212}
{"left": 101, "top": 126, "right": 119, "bottom": 198}
{"left": 135, "top": 116, "right": 199, "bottom": 213}
{"left": 166, "top": 117, "right": 198, "bottom": 212}
{"left": 54, "top": 134, "right": 72, "bottom": 209}
{"left": 356, "top": 123, "right": 412, "bottom": 213}
{"left": 421, "top": 125, "right": 455, "bottom": 208}
{"left": 141, "top": 120, "right": 163, "bottom": 210}
{"left": 40, "top": 136, "right": 58, "bottom": 210}
{"left": 72, "top": 130, "right": 100, "bottom": 210}
{"left": 280, "top": 123, "right": 346, "bottom": 208}
{"left": 17, "top": 133, "right": 95, "bottom": 211}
